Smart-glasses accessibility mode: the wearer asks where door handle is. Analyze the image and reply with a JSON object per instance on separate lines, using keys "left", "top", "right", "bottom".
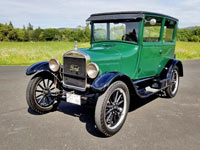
{"left": 160, "top": 50, "right": 163, "bottom": 54}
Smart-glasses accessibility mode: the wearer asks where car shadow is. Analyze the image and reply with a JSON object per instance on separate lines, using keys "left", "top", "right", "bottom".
{"left": 57, "top": 101, "right": 105, "bottom": 137}
{"left": 27, "top": 94, "right": 160, "bottom": 138}
{"left": 129, "top": 94, "right": 159, "bottom": 112}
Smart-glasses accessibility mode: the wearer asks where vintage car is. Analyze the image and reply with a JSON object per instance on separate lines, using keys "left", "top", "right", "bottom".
{"left": 26, "top": 11, "right": 183, "bottom": 136}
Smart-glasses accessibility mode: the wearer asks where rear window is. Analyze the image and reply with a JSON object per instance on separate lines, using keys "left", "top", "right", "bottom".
{"left": 164, "top": 19, "right": 176, "bottom": 42}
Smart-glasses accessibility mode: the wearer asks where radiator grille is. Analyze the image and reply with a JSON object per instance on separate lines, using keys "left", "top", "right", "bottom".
{"left": 63, "top": 57, "right": 86, "bottom": 88}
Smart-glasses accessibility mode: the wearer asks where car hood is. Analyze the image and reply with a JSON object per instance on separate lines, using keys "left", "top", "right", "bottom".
{"left": 80, "top": 42, "right": 122, "bottom": 74}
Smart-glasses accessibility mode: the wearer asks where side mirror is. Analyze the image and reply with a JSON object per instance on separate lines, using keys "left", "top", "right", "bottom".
{"left": 150, "top": 18, "right": 156, "bottom": 25}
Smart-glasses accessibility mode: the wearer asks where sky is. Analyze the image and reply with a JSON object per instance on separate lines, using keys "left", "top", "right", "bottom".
{"left": 0, "top": 0, "right": 200, "bottom": 29}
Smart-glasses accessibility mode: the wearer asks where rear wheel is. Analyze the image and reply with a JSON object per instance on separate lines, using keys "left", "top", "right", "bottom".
{"left": 95, "top": 81, "right": 130, "bottom": 136}
{"left": 165, "top": 66, "right": 180, "bottom": 98}
{"left": 26, "top": 75, "right": 60, "bottom": 114}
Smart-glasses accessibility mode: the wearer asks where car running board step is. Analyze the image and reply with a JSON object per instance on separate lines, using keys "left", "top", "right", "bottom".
{"left": 136, "top": 87, "right": 161, "bottom": 98}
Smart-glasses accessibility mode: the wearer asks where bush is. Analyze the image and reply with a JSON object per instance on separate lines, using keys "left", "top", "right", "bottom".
{"left": 0, "top": 22, "right": 91, "bottom": 42}
{"left": 177, "top": 28, "right": 200, "bottom": 42}
{"left": 0, "top": 21, "right": 199, "bottom": 42}
{"left": 190, "top": 35, "right": 199, "bottom": 42}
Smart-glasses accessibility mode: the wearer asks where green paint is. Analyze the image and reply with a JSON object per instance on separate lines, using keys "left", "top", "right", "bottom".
{"left": 81, "top": 41, "right": 139, "bottom": 79}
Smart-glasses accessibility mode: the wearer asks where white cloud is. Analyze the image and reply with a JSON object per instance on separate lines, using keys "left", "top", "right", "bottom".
{"left": 0, "top": 0, "right": 199, "bottom": 28}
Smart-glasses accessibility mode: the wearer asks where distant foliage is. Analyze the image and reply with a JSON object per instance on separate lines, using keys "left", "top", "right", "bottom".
{"left": 177, "top": 27, "right": 200, "bottom": 42}
{"left": 0, "top": 22, "right": 199, "bottom": 42}
{"left": 0, "top": 22, "right": 91, "bottom": 42}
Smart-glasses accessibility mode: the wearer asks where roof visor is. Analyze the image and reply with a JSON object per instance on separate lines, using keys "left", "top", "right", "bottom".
{"left": 86, "top": 11, "right": 178, "bottom": 22}
{"left": 86, "top": 14, "right": 144, "bottom": 22}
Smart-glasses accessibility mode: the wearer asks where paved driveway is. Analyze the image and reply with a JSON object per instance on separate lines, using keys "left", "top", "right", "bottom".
{"left": 0, "top": 60, "right": 200, "bottom": 150}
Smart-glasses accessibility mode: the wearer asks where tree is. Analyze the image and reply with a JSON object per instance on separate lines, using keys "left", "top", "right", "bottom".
{"left": 76, "top": 29, "right": 88, "bottom": 42}
{"left": 27, "top": 23, "right": 33, "bottom": 30}
{"left": 60, "top": 28, "right": 76, "bottom": 41}
{"left": 16, "top": 29, "right": 25, "bottom": 41}
{"left": 84, "top": 25, "right": 91, "bottom": 41}
{"left": 177, "top": 29, "right": 193, "bottom": 41}
{"left": 7, "top": 29, "right": 17, "bottom": 41}
{"left": 24, "top": 30, "right": 29, "bottom": 41}
{"left": 9, "top": 21, "right": 13, "bottom": 28}
{"left": 191, "top": 35, "right": 199, "bottom": 42}
{"left": 33, "top": 27, "right": 42, "bottom": 41}
{"left": 43, "top": 28, "right": 59, "bottom": 41}
{"left": 23, "top": 25, "right": 26, "bottom": 30}
{"left": 194, "top": 27, "right": 200, "bottom": 36}
{"left": 39, "top": 32, "right": 44, "bottom": 41}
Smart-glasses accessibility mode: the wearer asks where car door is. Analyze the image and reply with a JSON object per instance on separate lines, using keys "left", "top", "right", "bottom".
{"left": 158, "top": 19, "right": 177, "bottom": 74}
{"left": 138, "top": 16, "right": 163, "bottom": 79}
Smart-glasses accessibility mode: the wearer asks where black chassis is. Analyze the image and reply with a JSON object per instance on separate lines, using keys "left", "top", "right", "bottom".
{"left": 26, "top": 59, "right": 183, "bottom": 105}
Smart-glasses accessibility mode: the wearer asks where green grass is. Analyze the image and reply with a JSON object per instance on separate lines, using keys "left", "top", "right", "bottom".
{"left": 175, "top": 42, "right": 200, "bottom": 60}
{"left": 0, "top": 41, "right": 199, "bottom": 65}
{"left": 0, "top": 42, "right": 90, "bottom": 65}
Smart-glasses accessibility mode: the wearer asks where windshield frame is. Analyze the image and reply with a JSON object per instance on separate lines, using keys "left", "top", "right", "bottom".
{"left": 91, "top": 20, "right": 141, "bottom": 44}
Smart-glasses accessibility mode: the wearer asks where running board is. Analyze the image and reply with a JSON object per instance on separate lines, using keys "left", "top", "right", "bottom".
{"left": 136, "top": 87, "right": 161, "bottom": 98}
{"left": 133, "top": 78, "right": 170, "bottom": 98}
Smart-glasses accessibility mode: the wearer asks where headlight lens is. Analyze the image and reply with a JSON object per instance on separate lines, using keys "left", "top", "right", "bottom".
{"left": 87, "top": 63, "right": 99, "bottom": 79}
{"left": 49, "top": 58, "right": 60, "bottom": 72}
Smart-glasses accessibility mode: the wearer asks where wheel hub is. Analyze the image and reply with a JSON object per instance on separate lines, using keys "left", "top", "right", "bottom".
{"left": 43, "top": 88, "right": 50, "bottom": 96}
{"left": 113, "top": 106, "right": 117, "bottom": 109}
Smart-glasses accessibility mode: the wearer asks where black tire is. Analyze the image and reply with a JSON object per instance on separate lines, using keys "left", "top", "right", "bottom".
{"left": 26, "top": 74, "right": 60, "bottom": 114}
{"left": 95, "top": 81, "right": 130, "bottom": 136}
{"left": 165, "top": 66, "right": 180, "bottom": 98}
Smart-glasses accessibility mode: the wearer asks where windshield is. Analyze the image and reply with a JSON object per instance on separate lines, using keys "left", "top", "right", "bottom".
{"left": 92, "top": 21, "right": 140, "bottom": 43}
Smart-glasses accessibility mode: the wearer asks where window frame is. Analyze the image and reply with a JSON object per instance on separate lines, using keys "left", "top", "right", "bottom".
{"left": 142, "top": 15, "right": 177, "bottom": 44}
{"left": 91, "top": 21, "right": 141, "bottom": 44}
{"left": 163, "top": 19, "right": 177, "bottom": 43}
{"left": 142, "top": 16, "right": 163, "bottom": 43}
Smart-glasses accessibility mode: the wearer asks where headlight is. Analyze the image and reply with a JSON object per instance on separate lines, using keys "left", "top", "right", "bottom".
{"left": 49, "top": 58, "right": 60, "bottom": 72}
{"left": 87, "top": 63, "right": 99, "bottom": 79}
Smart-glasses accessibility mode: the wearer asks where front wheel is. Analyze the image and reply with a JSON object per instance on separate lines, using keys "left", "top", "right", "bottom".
{"left": 26, "top": 74, "right": 60, "bottom": 114}
{"left": 95, "top": 81, "right": 130, "bottom": 136}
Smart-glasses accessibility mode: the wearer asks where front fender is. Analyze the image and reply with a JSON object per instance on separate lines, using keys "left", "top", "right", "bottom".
{"left": 91, "top": 72, "right": 134, "bottom": 93}
{"left": 26, "top": 61, "right": 50, "bottom": 75}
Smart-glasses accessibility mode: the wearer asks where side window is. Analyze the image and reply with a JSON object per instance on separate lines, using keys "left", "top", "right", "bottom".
{"left": 124, "top": 22, "right": 139, "bottom": 42}
{"left": 110, "top": 22, "right": 139, "bottom": 42}
{"left": 143, "top": 17, "right": 162, "bottom": 42}
{"left": 164, "top": 19, "right": 176, "bottom": 42}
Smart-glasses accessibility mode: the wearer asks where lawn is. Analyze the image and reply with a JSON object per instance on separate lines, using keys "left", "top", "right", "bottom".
{"left": 176, "top": 42, "right": 200, "bottom": 60}
{"left": 0, "top": 41, "right": 199, "bottom": 65}
{"left": 0, "top": 42, "right": 90, "bottom": 65}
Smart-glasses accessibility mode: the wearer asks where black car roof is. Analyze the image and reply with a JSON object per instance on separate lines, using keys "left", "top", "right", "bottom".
{"left": 86, "top": 11, "right": 178, "bottom": 22}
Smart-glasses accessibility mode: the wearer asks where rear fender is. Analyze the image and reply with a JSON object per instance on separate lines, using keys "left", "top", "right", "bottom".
{"left": 167, "top": 59, "right": 183, "bottom": 78}
{"left": 161, "top": 59, "right": 183, "bottom": 79}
